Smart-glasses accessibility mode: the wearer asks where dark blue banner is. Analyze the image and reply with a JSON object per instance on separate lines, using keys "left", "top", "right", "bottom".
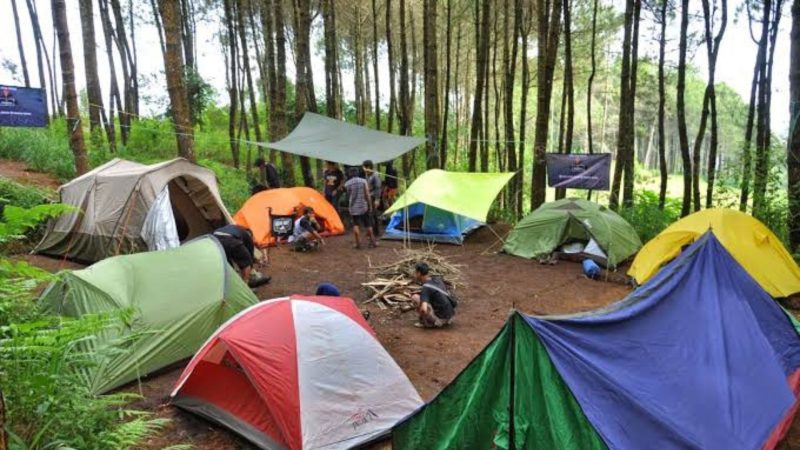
{"left": 0, "top": 85, "right": 47, "bottom": 128}
{"left": 546, "top": 153, "right": 611, "bottom": 190}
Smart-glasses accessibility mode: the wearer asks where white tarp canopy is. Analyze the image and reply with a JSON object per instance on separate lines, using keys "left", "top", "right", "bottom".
{"left": 260, "top": 112, "right": 425, "bottom": 165}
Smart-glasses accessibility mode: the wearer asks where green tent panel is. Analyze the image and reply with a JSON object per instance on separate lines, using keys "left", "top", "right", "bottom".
{"left": 40, "top": 236, "right": 258, "bottom": 394}
{"left": 393, "top": 314, "right": 606, "bottom": 450}
{"left": 503, "top": 198, "right": 642, "bottom": 268}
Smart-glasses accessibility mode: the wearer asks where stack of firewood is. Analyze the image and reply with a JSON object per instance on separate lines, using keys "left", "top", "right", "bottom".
{"left": 361, "top": 247, "right": 462, "bottom": 310}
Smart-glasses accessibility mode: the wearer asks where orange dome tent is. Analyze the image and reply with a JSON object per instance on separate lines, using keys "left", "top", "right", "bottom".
{"left": 234, "top": 187, "right": 345, "bottom": 247}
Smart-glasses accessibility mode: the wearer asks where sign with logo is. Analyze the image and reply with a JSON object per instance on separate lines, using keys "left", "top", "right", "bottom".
{"left": 0, "top": 85, "right": 47, "bottom": 128}
{"left": 546, "top": 153, "right": 611, "bottom": 190}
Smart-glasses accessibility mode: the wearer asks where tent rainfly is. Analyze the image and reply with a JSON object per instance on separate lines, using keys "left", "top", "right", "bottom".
{"left": 394, "top": 233, "right": 800, "bottom": 450}
{"left": 40, "top": 236, "right": 258, "bottom": 394}
{"left": 260, "top": 112, "right": 425, "bottom": 166}
{"left": 382, "top": 170, "right": 515, "bottom": 244}
{"left": 171, "top": 295, "right": 423, "bottom": 450}
{"left": 629, "top": 208, "right": 800, "bottom": 297}
{"left": 35, "top": 158, "right": 232, "bottom": 263}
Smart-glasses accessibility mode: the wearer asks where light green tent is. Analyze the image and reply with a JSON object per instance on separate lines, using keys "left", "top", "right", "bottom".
{"left": 40, "top": 236, "right": 258, "bottom": 394}
{"left": 383, "top": 170, "right": 514, "bottom": 244}
{"left": 503, "top": 198, "right": 641, "bottom": 268}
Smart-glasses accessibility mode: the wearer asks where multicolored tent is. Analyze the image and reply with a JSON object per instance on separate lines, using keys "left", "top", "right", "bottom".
{"left": 234, "top": 187, "right": 345, "bottom": 247}
{"left": 383, "top": 170, "right": 514, "bottom": 244}
{"left": 394, "top": 233, "right": 800, "bottom": 450}
{"left": 40, "top": 236, "right": 258, "bottom": 394}
{"left": 171, "top": 295, "right": 422, "bottom": 450}
{"left": 503, "top": 198, "right": 642, "bottom": 268}
{"left": 629, "top": 208, "right": 800, "bottom": 297}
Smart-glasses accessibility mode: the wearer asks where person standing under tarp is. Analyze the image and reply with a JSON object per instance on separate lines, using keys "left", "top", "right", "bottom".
{"left": 250, "top": 158, "right": 281, "bottom": 194}
{"left": 323, "top": 161, "right": 345, "bottom": 209}
{"left": 363, "top": 160, "right": 382, "bottom": 235}
{"left": 382, "top": 161, "right": 399, "bottom": 209}
{"left": 345, "top": 167, "right": 378, "bottom": 249}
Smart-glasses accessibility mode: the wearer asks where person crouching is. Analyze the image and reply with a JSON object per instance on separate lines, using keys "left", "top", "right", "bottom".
{"left": 411, "top": 262, "right": 456, "bottom": 328}
{"left": 289, "top": 206, "right": 325, "bottom": 252}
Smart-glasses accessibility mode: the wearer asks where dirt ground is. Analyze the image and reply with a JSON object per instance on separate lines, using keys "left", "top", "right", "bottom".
{"left": 0, "top": 160, "right": 60, "bottom": 190}
{"left": 4, "top": 163, "right": 800, "bottom": 450}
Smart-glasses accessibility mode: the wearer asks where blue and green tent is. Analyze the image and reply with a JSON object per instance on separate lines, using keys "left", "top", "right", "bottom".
{"left": 394, "top": 233, "right": 800, "bottom": 449}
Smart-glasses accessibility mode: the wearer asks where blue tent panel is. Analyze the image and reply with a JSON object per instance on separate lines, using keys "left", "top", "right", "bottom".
{"left": 524, "top": 233, "right": 800, "bottom": 450}
{"left": 382, "top": 203, "right": 483, "bottom": 245}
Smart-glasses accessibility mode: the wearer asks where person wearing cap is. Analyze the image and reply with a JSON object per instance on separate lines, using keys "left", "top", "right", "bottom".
{"left": 410, "top": 262, "right": 456, "bottom": 328}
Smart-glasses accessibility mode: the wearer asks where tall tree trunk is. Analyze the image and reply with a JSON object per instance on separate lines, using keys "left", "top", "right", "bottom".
{"left": 703, "top": 0, "right": 728, "bottom": 208}
{"left": 676, "top": 0, "right": 692, "bottom": 217}
{"left": 236, "top": 0, "right": 263, "bottom": 161}
{"left": 110, "top": 0, "right": 135, "bottom": 143}
{"left": 740, "top": 38, "right": 763, "bottom": 211}
{"left": 372, "top": 0, "right": 381, "bottom": 129}
{"left": 149, "top": 0, "right": 166, "bottom": 55}
{"left": 622, "top": 0, "right": 642, "bottom": 207}
{"left": 386, "top": 0, "right": 397, "bottom": 132}
{"left": 531, "top": 0, "right": 562, "bottom": 210}
{"left": 440, "top": 0, "right": 453, "bottom": 168}
{"left": 99, "top": 0, "right": 119, "bottom": 151}
{"left": 52, "top": 0, "right": 88, "bottom": 175}
{"left": 789, "top": 0, "right": 800, "bottom": 253}
{"left": 26, "top": 0, "right": 56, "bottom": 118}
{"left": 517, "top": 0, "right": 532, "bottom": 217}
{"left": 223, "top": 0, "right": 240, "bottom": 168}
{"left": 555, "top": 0, "right": 575, "bottom": 200}
{"left": 423, "top": 0, "right": 440, "bottom": 169}
{"left": 322, "top": 0, "right": 342, "bottom": 119}
{"left": 354, "top": 4, "right": 367, "bottom": 125}
{"left": 503, "top": 0, "right": 519, "bottom": 208}
{"left": 271, "top": 0, "right": 293, "bottom": 184}
{"left": 587, "top": 0, "right": 598, "bottom": 156}
{"left": 11, "top": 0, "right": 30, "bottom": 87}
{"left": 398, "top": 0, "right": 413, "bottom": 175}
{"left": 293, "top": 0, "right": 317, "bottom": 186}
{"left": 79, "top": 0, "right": 106, "bottom": 137}
{"left": 657, "top": 0, "right": 668, "bottom": 209}
{"left": 468, "top": 0, "right": 491, "bottom": 172}
{"left": 157, "top": 0, "right": 195, "bottom": 161}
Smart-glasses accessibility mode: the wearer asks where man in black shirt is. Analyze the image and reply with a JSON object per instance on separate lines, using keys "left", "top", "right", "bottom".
{"left": 251, "top": 158, "right": 281, "bottom": 195}
{"left": 410, "top": 262, "right": 455, "bottom": 328}
{"left": 212, "top": 224, "right": 268, "bottom": 284}
{"left": 323, "top": 161, "right": 345, "bottom": 207}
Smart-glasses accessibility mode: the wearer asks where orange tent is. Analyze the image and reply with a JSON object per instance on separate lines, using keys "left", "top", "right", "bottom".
{"left": 233, "top": 187, "right": 345, "bottom": 247}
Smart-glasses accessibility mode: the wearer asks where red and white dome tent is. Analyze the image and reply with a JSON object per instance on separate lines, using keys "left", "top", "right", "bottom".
{"left": 170, "top": 295, "right": 423, "bottom": 450}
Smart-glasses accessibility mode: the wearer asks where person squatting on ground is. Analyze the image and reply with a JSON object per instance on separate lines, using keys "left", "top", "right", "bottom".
{"left": 363, "top": 159, "right": 382, "bottom": 235}
{"left": 410, "top": 262, "right": 456, "bottom": 328}
{"left": 212, "top": 224, "right": 270, "bottom": 285}
{"left": 289, "top": 206, "right": 325, "bottom": 252}
{"left": 323, "top": 161, "right": 345, "bottom": 209}
{"left": 344, "top": 167, "right": 378, "bottom": 249}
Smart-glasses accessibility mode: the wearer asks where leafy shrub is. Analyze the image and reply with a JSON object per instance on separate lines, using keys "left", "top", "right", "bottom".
{"left": 0, "top": 122, "right": 75, "bottom": 180}
{"left": 0, "top": 204, "right": 173, "bottom": 449}
{"left": 0, "top": 178, "right": 55, "bottom": 209}
{"left": 200, "top": 158, "right": 251, "bottom": 212}
{"left": 618, "top": 190, "right": 682, "bottom": 243}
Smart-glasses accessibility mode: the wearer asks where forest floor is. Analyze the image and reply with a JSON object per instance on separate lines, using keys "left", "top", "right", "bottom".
{"left": 3, "top": 162, "right": 800, "bottom": 450}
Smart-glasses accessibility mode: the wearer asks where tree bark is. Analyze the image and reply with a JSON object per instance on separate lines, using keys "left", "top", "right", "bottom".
{"left": 703, "top": 0, "right": 728, "bottom": 208}
{"left": 11, "top": 0, "right": 30, "bottom": 87}
{"left": 398, "top": 0, "right": 413, "bottom": 176}
{"left": 503, "top": 0, "right": 519, "bottom": 208}
{"left": 517, "top": 0, "right": 532, "bottom": 218}
{"left": 423, "top": 0, "right": 440, "bottom": 169}
{"left": 789, "top": 0, "right": 800, "bottom": 253}
{"left": 439, "top": 0, "right": 454, "bottom": 168}
{"left": 657, "top": 0, "right": 668, "bottom": 208}
{"left": 531, "top": 0, "right": 562, "bottom": 210}
{"left": 587, "top": 0, "right": 598, "bottom": 157}
{"left": 157, "top": 0, "right": 195, "bottom": 161}
{"left": 52, "top": 0, "right": 89, "bottom": 175}
{"left": 79, "top": 0, "right": 106, "bottom": 136}
{"left": 555, "top": 0, "right": 575, "bottom": 201}
{"left": 223, "top": 0, "right": 240, "bottom": 168}
{"left": 272, "top": 0, "right": 293, "bottom": 185}
{"left": 386, "top": 0, "right": 397, "bottom": 132}
{"left": 235, "top": 0, "right": 263, "bottom": 162}
{"left": 99, "top": 0, "right": 119, "bottom": 151}
{"left": 322, "top": 0, "right": 342, "bottom": 119}
{"left": 740, "top": 32, "right": 763, "bottom": 211}
{"left": 468, "top": 0, "right": 491, "bottom": 172}
{"left": 676, "top": 0, "right": 692, "bottom": 217}
{"left": 293, "top": 0, "right": 317, "bottom": 186}
{"left": 26, "top": 0, "right": 56, "bottom": 119}
{"left": 372, "top": 0, "right": 381, "bottom": 129}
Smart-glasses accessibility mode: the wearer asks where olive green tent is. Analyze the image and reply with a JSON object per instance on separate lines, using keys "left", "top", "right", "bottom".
{"left": 40, "top": 236, "right": 258, "bottom": 394}
{"left": 503, "top": 199, "right": 641, "bottom": 268}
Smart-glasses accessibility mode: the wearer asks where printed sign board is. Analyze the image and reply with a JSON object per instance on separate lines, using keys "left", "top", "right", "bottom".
{"left": 0, "top": 85, "right": 47, "bottom": 128}
{"left": 546, "top": 153, "right": 611, "bottom": 190}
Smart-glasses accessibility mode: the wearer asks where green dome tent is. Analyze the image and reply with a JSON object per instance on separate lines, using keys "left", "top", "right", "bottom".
{"left": 503, "top": 198, "right": 641, "bottom": 268}
{"left": 40, "top": 236, "right": 258, "bottom": 394}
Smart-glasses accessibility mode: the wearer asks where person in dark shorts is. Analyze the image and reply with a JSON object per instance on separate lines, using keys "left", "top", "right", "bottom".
{"left": 363, "top": 160, "right": 382, "bottom": 235}
{"left": 410, "top": 262, "right": 455, "bottom": 328}
{"left": 212, "top": 224, "right": 269, "bottom": 284}
{"left": 344, "top": 167, "right": 377, "bottom": 249}
{"left": 323, "top": 161, "right": 345, "bottom": 207}
{"left": 289, "top": 207, "right": 325, "bottom": 251}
